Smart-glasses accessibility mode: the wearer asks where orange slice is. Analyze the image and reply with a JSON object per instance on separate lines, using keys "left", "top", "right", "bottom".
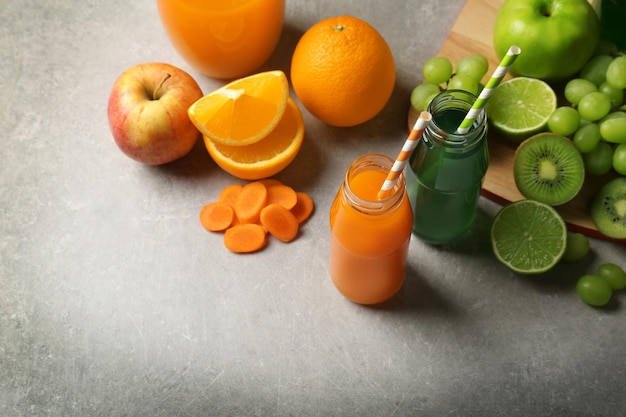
{"left": 188, "top": 70, "right": 288, "bottom": 146}
{"left": 204, "top": 97, "right": 305, "bottom": 180}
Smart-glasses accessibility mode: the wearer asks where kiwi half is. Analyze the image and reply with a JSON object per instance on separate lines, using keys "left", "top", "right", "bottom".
{"left": 591, "top": 177, "right": 626, "bottom": 239}
{"left": 513, "top": 133, "right": 585, "bottom": 206}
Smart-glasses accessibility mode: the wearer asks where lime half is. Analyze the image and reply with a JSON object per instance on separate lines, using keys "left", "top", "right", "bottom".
{"left": 491, "top": 200, "right": 567, "bottom": 274}
{"left": 486, "top": 77, "right": 557, "bottom": 141}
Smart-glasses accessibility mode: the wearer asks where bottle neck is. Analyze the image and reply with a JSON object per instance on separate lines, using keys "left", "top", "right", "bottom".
{"left": 424, "top": 89, "right": 487, "bottom": 153}
{"left": 342, "top": 154, "right": 405, "bottom": 215}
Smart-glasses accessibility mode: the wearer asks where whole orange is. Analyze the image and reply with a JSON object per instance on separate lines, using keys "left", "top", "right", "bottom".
{"left": 290, "top": 16, "right": 396, "bottom": 127}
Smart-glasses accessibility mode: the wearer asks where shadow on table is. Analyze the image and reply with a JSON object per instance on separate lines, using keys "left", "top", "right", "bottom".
{"left": 520, "top": 249, "right": 623, "bottom": 312}
{"left": 366, "top": 263, "right": 463, "bottom": 319}
{"left": 364, "top": 203, "right": 493, "bottom": 314}
{"left": 147, "top": 136, "right": 217, "bottom": 179}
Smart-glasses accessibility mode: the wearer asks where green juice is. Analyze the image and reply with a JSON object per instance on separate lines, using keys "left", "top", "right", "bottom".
{"left": 407, "top": 93, "right": 489, "bottom": 244}
{"left": 600, "top": 0, "right": 626, "bottom": 50}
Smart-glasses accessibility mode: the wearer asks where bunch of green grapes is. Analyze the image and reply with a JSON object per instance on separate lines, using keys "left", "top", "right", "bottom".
{"left": 576, "top": 262, "right": 626, "bottom": 307}
{"left": 410, "top": 54, "right": 489, "bottom": 112}
{"left": 563, "top": 233, "right": 626, "bottom": 307}
{"left": 546, "top": 43, "right": 626, "bottom": 177}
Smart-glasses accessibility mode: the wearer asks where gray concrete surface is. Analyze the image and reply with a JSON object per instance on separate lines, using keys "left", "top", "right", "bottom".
{"left": 1, "top": 0, "right": 625, "bottom": 416}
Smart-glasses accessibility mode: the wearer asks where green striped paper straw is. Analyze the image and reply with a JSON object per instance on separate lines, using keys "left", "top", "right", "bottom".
{"left": 455, "top": 45, "right": 521, "bottom": 134}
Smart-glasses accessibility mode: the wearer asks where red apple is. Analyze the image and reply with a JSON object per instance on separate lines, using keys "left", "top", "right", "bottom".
{"left": 107, "top": 62, "right": 204, "bottom": 165}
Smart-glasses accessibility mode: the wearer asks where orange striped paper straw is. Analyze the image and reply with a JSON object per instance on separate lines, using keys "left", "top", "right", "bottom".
{"left": 378, "top": 111, "right": 432, "bottom": 200}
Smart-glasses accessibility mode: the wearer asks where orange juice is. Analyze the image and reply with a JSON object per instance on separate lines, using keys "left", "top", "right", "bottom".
{"left": 329, "top": 154, "right": 413, "bottom": 305}
{"left": 157, "top": 0, "right": 285, "bottom": 79}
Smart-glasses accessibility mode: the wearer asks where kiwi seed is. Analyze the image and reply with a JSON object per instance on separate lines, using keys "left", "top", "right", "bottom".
{"left": 591, "top": 177, "right": 626, "bottom": 240}
{"left": 513, "top": 133, "right": 585, "bottom": 206}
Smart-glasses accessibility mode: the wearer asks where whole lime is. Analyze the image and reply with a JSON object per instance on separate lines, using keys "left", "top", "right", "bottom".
{"left": 493, "top": 0, "right": 600, "bottom": 81}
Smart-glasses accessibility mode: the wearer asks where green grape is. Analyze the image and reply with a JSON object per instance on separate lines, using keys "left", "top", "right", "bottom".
{"left": 579, "top": 117, "right": 592, "bottom": 128}
{"left": 580, "top": 54, "right": 613, "bottom": 86}
{"left": 600, "top": 117, "right": 626, "bottom": 143}
{"left": 562, "top": 233, "right": 590, "bottom": 262}
{"left": 606, "top": 55, "right": 626, "bottom": 89}
{"left": 423, "top": 92, "right": 439, "bottom": 111}
{"left": 600, "top": 111, "right": 626, "bottom": 123}
{"left": 599, "top": 82, "right": 625, "bottom": 108}
{"left": 613, "top": 143, "right": 626, "bottom": 175}
{"left": 573, "top": 123, "right": 601, "bottom": 153}
{"left": 564, "top": 78, "right": 597, "bottom": 105}
{"left": 584, "top": 141, "right": 614, "bottom": 175}
{"left": 410, "top": 83, "right": 441, "bottom": 111}
{"left": 456, "top": 54, "right": 489, "bottom": 82}
{"left": 548, "top": 106, "right": 580, "bottom": 136}
{"left": 597, "top": 263, "right": 626, "bottom": 290}
{"left": 447, "top": 74, "right": 479, "bottom": 95}
{"left": 576, "top": 274, "right": 613, "bottom": 307}
{"left": 578, "top": 92, "right": 612, "bottom": 121}
{"left": 423, "top": 56, "right": 453, "bottom": 85}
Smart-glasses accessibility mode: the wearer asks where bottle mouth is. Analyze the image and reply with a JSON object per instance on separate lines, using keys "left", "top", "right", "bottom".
{"left": 426, "top": 89, "right": 486, "bottom": 148}
{"left": 343, "top": 154, "right": 405, "bottom": 214}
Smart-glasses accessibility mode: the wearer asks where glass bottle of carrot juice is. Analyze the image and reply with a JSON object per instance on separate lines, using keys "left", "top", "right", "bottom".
{"left": 329, "top": 154, "right": 413, "bottom": 305}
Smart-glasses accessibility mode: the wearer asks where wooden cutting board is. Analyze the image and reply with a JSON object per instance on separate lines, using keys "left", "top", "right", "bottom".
{"left": 436, "top": 0, "right": 624, "bottom": 243}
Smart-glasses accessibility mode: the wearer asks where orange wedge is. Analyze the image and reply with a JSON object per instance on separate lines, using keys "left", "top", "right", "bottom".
{"left": 188, "top": 70, "right": 288, "bottom": 146}
{"left": 204, "top": 97, "right": 304, "bottom": 180}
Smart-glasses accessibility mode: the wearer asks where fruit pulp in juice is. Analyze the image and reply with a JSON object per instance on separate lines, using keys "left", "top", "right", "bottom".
{"left": 156, "top": 0, "right": 284, "bottom": 79}
{"left": 329, "top": 168, "right": 413, "bottom": 305}
{"left": 408, "top": 108, "right": 488, "bottom": 244}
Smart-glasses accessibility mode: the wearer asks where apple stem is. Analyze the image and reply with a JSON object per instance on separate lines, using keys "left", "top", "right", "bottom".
{"left": 153, "top": 73, "right": 171, "bottom": 100}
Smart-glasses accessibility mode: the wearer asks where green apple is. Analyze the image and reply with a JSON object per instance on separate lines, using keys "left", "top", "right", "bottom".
{"left": 493, "top": 0, "right": 600, "bottom": 81}
{"left": 107, "top": 62, "right": 204, "bottom": 165}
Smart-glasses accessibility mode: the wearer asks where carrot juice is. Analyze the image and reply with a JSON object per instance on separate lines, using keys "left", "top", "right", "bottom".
{"left": 329, "top": 154, "right": 413, "bottom": 305}
{"left": 156, "top": 0, "right": 285, "bottom": 79}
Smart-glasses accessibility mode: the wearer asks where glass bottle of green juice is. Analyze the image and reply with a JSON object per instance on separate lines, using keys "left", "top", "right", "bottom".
{"left": 406, "top": 90, "right": 489, "bottom": 244}
{"left": 600, "top": 0, "right": 626, "bottom": 50}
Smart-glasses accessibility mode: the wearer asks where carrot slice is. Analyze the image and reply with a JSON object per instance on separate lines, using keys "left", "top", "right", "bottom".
{"left": 260, "top": 203, "right": 299, "bottom": 242}
{"left": 258, "top": 178, "right": 283, "bottom": 188}
{"left": 224, "top": 224, "right": 267, "bottom": 253}
{"left": 200, "top": 181, "right": 314, "bottom": 253}
{"left": 266, "top": 183, "right": 298, "bottom": 210}
{"left": 199, "top": 202, "right": 234, "bottom": 232}
{"left": 218, "top": 184, "right": 244, "bottom": 208}
{"left": 290, "top": 192, "right": 314, "bottom": 224}
{"left": 233, "top": 181, "right": 267, "bottom": 224}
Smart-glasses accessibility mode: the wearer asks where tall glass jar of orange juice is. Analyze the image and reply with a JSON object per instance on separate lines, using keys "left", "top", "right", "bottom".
{"left": 156, "top": 0, "right": 285, "bottom": 79}
{"left": 329, "top": 154, "right": 413, "bottom": 305}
